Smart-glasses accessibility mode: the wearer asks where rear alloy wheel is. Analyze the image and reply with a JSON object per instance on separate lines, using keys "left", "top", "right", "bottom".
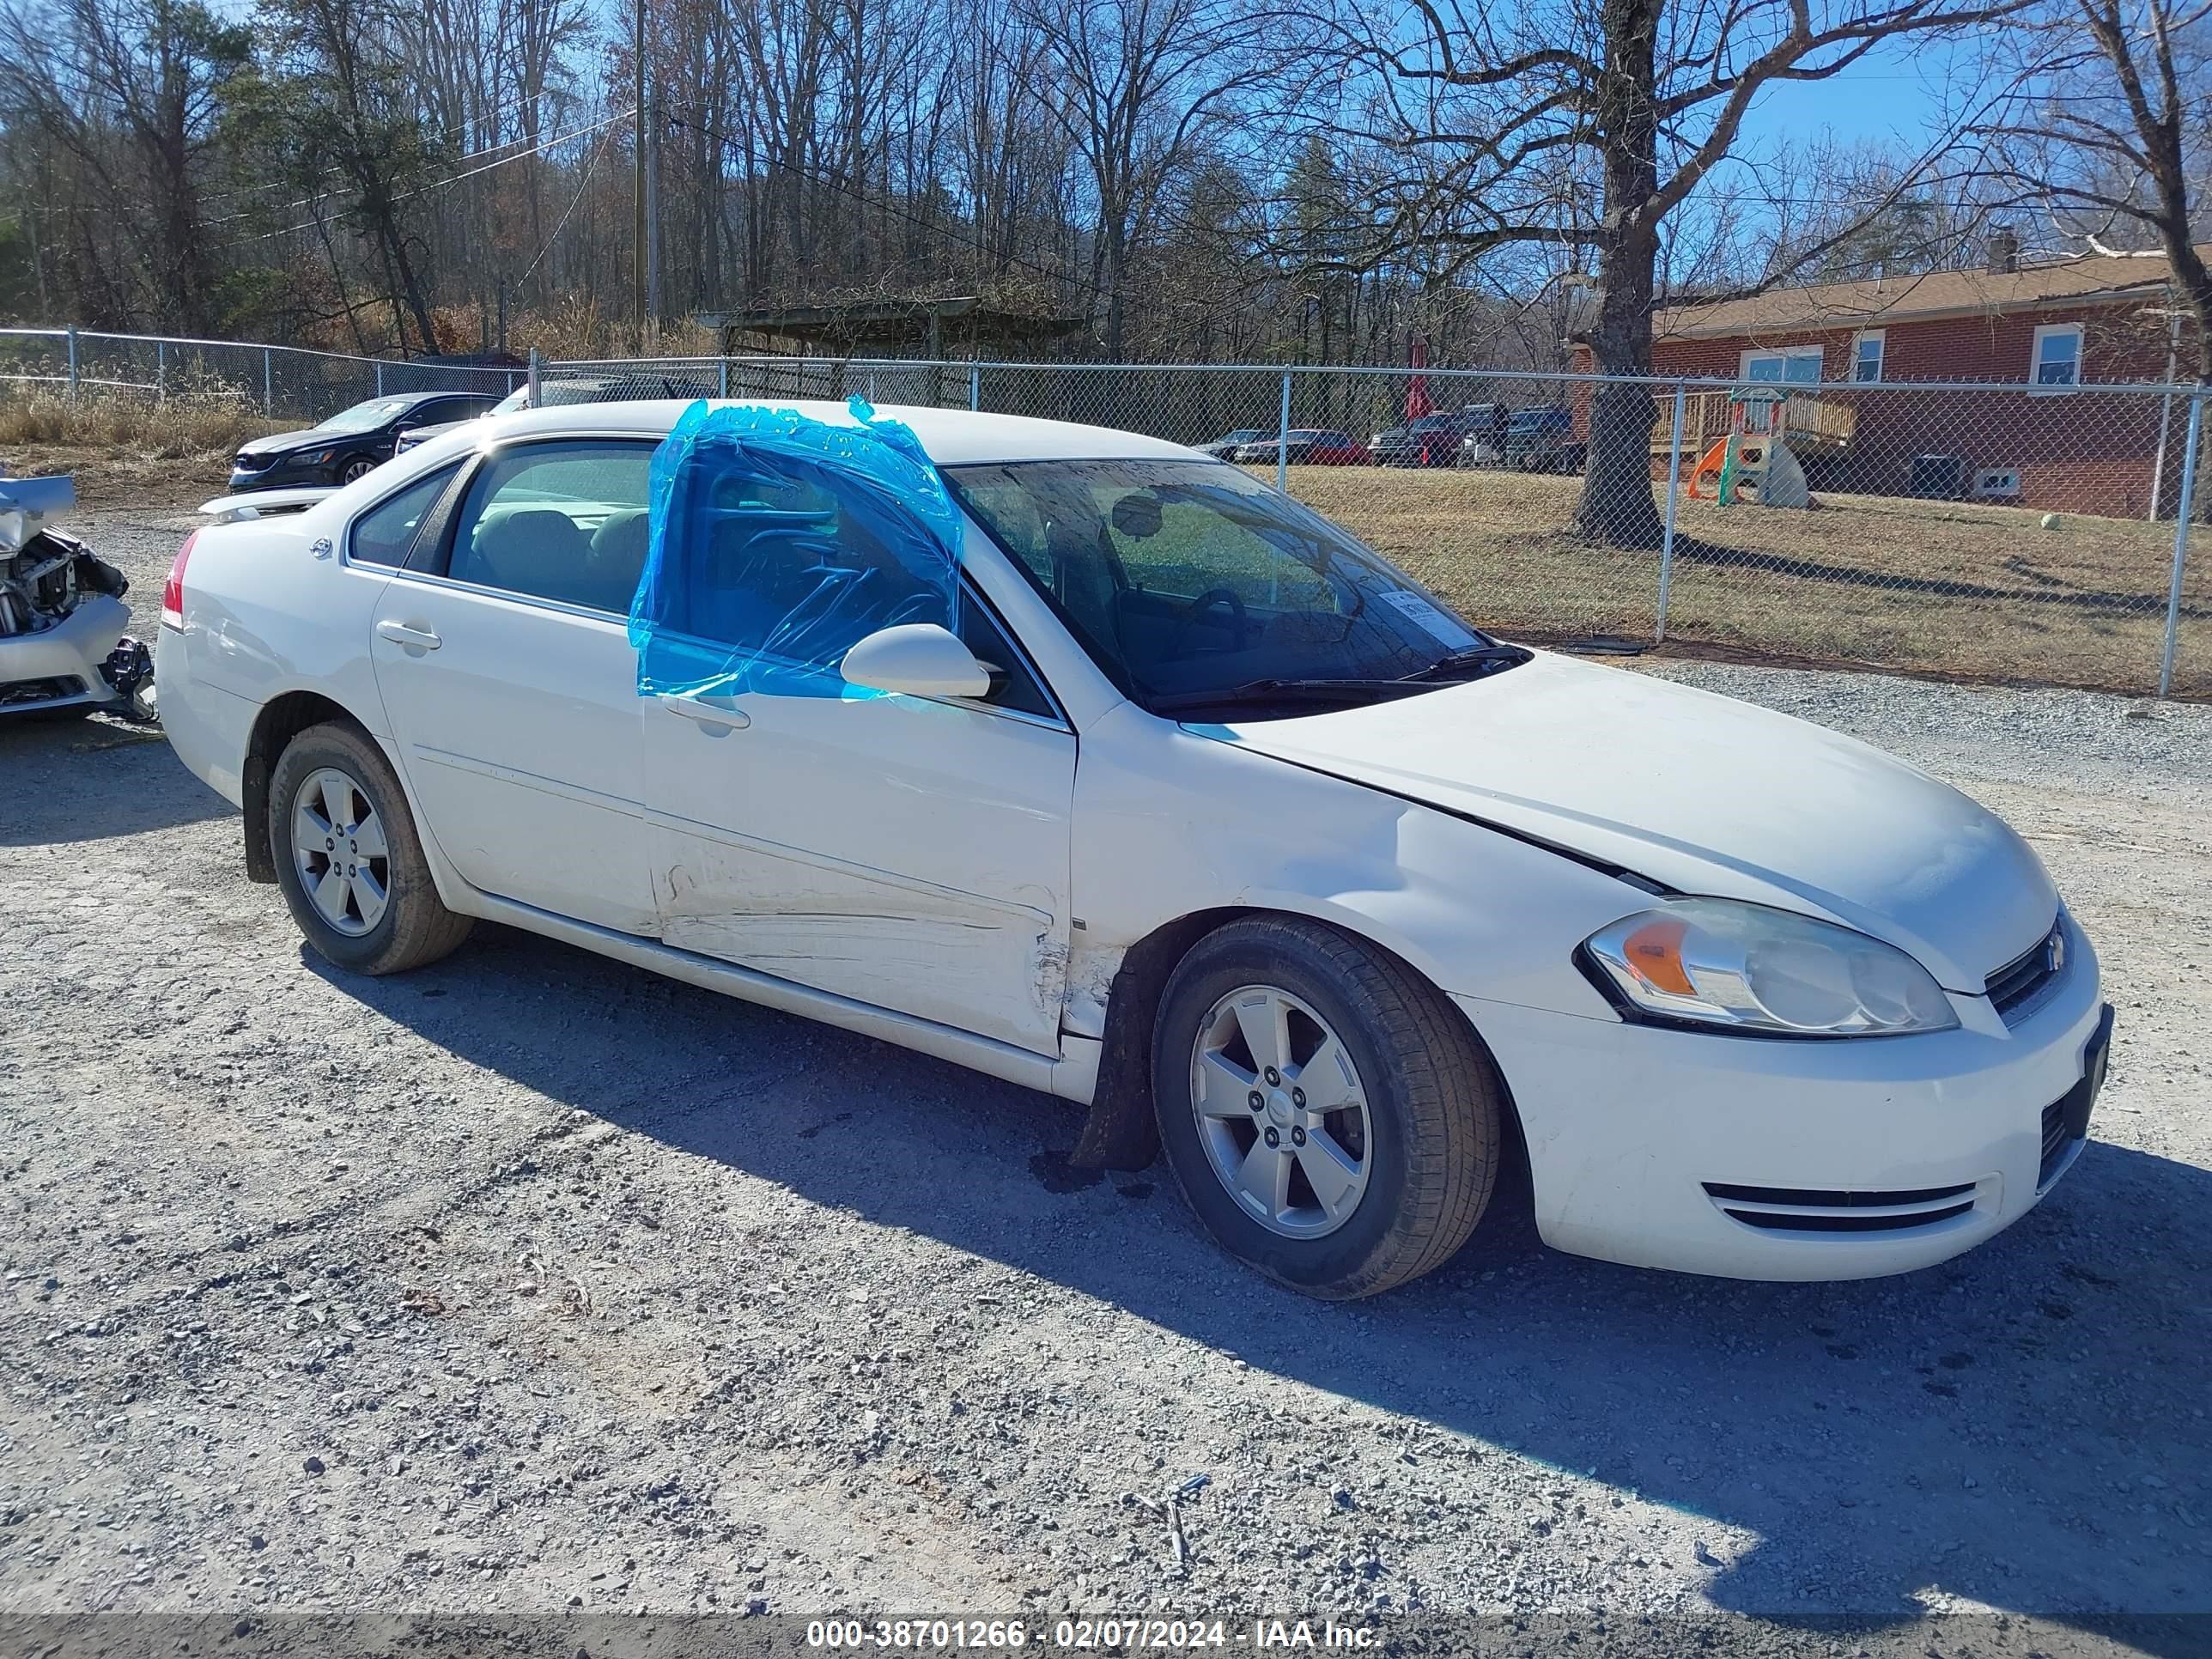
{"left": 269, "top": 720, "right": 471, "bottom": 974}
{"left": 1152, "top": 915, "right": 1503, "bottom": 1299}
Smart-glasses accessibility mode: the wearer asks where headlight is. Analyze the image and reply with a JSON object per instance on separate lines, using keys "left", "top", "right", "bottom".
{"left": 312, "top": 447, "right": 338, "bottom": 465}
{"left": 1581, "top": 898, "right": 1956, "bottom": 1036}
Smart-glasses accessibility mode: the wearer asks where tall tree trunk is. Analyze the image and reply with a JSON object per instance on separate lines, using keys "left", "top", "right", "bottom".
{"left": 1572, "top": 0, "right": 1666, "bottom": 548}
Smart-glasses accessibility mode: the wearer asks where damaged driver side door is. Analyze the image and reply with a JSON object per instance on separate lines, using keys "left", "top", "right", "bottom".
{"left": 629, "top": 467, "right": 1076, "bottom": 1057}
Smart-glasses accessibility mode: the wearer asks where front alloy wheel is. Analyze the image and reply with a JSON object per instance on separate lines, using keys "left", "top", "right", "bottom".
{"left": 1152, "top": 915, "right": 1504, "bottom": 1299}
{"left": 1190, "top": 984, "right": 1371, "bottom": 1238}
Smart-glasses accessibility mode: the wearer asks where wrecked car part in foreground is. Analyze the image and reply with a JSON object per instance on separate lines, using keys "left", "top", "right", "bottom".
{"left": 155, "top": 398, "right": 2110, "bottom": 1299}
{"left": 0, "top": 472, "right": 153, "bottom": 720}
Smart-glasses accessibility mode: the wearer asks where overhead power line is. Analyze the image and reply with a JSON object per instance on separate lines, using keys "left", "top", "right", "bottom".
{"left": 216, "top": 106, "right": 637, "bottom": 252}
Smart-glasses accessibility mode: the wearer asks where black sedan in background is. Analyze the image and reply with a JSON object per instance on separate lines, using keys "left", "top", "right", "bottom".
{"left": 228, "top": 391, "right": 499, "bottom": 494}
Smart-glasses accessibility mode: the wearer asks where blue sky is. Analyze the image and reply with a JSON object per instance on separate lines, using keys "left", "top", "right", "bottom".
{"left": 1733, "top": 39, "right": 1977, "bottom": 153}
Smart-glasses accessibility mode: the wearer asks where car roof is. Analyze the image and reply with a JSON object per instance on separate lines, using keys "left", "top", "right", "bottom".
{"left": 424, "top": 398, "right": 1204, "bottom": 466}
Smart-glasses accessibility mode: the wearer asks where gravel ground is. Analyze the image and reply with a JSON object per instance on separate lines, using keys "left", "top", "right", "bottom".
{"left": 3, "top": 495, "right": 2209, "bottom": 1652}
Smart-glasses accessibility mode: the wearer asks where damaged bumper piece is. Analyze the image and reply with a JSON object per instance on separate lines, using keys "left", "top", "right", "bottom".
{"left": 0, "top": 472, "right": 155, "bottom": 720}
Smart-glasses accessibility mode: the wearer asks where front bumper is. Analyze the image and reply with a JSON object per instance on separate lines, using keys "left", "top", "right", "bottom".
{"left": 1, "top": 595, "right": 129, "bottom": 714}
{"left": 1457, "top": 916, "right": 2109, "bottom": 1280}
{"left": 228, "top": 455, "right": 333, "bottom": 494}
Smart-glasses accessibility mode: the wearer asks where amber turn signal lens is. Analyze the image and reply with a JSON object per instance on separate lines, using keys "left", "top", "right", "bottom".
{"left": 1621, "top": 917, "right": 1697, "bottom": 996}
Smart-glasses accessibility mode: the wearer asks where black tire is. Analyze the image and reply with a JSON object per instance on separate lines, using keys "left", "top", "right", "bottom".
{"left": 1151, "top": 915, "right": 1502, "bottom": 1299}
{"left": 268, "top": 720, "right": 471, "bottom": 975}
{"left": 337, "top": 456, "right": 376, "bottom": 484}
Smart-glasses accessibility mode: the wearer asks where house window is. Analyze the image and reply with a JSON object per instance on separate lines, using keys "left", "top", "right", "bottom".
{"left": 1852, "top": 331, "right": 1885, "bottom": 384}
{"left": 1741, "top": 345, "right": 1825, "bottom": 386}
{"left": 2032, "top": 324, "right": 2082, "bottom": 390}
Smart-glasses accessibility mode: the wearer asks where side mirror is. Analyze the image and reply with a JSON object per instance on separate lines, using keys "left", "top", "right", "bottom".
{"left": 839, "top": 623, "right": 992, "bottom": 699}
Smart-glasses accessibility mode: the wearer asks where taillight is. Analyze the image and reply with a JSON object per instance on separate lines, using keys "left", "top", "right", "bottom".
{"left": 161, "top": 532, "right": 197, "bottom": 631}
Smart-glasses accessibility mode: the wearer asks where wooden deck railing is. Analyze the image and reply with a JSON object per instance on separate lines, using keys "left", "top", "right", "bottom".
{"left": 1650, "top": 390, "right": 1857, "bottom": 458}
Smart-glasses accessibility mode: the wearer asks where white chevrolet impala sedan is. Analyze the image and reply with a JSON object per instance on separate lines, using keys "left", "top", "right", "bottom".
{"left": 155, "top": 400, "right": 2112, "bottom": 1298}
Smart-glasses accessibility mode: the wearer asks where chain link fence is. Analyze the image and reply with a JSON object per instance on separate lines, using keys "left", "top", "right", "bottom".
{"left": 0, "top": 327, "right": 523, "bottom": 418}
{"left": 3, "top": 327, "right": 2202, "bottom": 696}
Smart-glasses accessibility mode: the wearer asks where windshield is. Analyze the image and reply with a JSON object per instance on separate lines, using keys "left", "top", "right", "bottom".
{"left": 490, "top": 388, "right": 531, "bottom": 413}
{"left": 316, "top": 398, "right": 414, "bottom": 434}
{"left": 944, "top": 458, "right": 1516, "bottom": 717}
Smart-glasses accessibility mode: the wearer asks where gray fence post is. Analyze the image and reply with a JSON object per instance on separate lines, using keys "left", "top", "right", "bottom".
{"left": 527, "top": 348, "right": 544, "bottom": 405}
{"left": 718, "top": 357, "right": 729, "bottom": 398}
{"left": 1657, "top": 382, "right": 1686, "bottom": 641}
{"left": 1275, "top": 370, "right": 1291, "bottom": 495}
{"left": 65, "top": 325, "right": 79, "bottom": 403}
{"left": 155, "top": 340, "right": 167, "bottom": 401}
{"left": 262, "top": 348, "right": 272, "bottom": 416}
{"left": 374, "top": 361, "right": 385, "bottom": 397}
{"left": 969, "top": 364, "right": 981, "bottom": 412}
{"left": 2158, "top": 392, "right": 2204, "bottom": 698}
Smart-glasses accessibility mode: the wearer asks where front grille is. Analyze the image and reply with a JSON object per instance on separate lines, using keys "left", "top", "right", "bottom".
{"left": 1986, "top": 920, "right": 2063, "bottom": 1021}
{"left": 234, "top": 450, "right": 274, "bottom": 471}
{"left": 1, "top": 674, "right": 86, "bottom": 708}
{"left": 1703, "top": 1180, "right": 1980, "bottom": 1234}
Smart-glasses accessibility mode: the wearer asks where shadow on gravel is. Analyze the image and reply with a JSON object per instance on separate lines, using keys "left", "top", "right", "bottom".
{"left": 0, "top": 714, "right": 228, "bottom": 844}
{"left": 317, "top": 926, "right": 2211, "bottom": 1646}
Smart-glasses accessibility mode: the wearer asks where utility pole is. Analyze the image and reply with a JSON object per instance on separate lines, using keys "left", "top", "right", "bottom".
{"left": 645, "top": 92, "right": 662, "bottom": 325}
{"left": 631, "top": 0, "right": 647, "bottom": 343}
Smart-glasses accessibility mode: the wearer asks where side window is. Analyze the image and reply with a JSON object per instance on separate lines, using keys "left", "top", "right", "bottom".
{"left": 447, "top": 442, "right": 653, "bottom": 613}
{"left": 955, "top": 589, "right": 1054, "bottom": 718}
{"left": 665, "top": 461, "right": 949, "bottom": 671}
{"left": 349, "top": 464, "right": 459, "bottom": 568}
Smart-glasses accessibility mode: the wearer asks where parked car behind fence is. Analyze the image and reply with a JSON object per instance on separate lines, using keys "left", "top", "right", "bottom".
{"left": 1374, "top": 406, "right": 1508, "bottom": 469}
{"left": 1501, "top": 405, "right": 1587, "bottom": 474}
{"left": 1231, "top": 429, "right": 1370, "bottom": 466}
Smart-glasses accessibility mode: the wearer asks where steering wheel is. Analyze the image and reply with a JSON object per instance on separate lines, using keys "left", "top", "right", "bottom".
{"left": 1165, "top": 586, "right": 1249, "bottom": 658}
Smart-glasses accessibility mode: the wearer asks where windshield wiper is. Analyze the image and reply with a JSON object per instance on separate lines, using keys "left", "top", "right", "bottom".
{"left": 1150, "top": 647, "right": 1532, "bottom": 715}
{"left": 1150, "top": 677, "right": 1437, "bottom": 715}
{"left": 1395, "top": 643, "right": 1531, "bottom": 683}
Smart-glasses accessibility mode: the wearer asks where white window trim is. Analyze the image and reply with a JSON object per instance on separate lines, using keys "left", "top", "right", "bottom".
{"left": 1739, "top": 344, "right": 1826, "bottom": 386}
{"left": 1852, "top": 329, "right": 1886, "bottom": 385}
{"left": 2030, "top": 322, "right": 2083, "bottom": 394}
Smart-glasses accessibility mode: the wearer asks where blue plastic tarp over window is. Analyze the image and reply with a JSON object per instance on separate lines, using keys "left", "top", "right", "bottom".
{"left": 629, "top": 398, "right": 963, "bottom": 700}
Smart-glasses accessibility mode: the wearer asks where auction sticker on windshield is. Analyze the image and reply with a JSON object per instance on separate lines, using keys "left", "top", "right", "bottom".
{"left": 1376, "top": 588, "right": 1481, "bottom": 648}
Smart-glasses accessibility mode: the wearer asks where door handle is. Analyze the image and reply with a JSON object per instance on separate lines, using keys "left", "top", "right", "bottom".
{"left": 375, "top": 619, "right": 442, "bottom": 650}
{"left": 659, "top": 695, "right": 750, "bottom": 730}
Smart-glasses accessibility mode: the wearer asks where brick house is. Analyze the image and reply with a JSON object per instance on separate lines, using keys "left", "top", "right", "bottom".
{"left": 1572, "top": 239, "right": 2207, "bottom": 519}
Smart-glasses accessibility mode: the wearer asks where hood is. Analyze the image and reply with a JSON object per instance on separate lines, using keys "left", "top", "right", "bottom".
{"left": 1200, "top": 652, "right": 2055, "bottom": 991}
{"left": 237, "top": 427, "right": 343, "bottom": 459}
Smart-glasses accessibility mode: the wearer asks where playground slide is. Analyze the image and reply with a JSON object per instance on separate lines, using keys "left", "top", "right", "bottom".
{"left": 1684, "top": 434, "right": 1812, "bottom": 507}
{"left": 1686, "top": 438, "right": 1728, "bottom": 498}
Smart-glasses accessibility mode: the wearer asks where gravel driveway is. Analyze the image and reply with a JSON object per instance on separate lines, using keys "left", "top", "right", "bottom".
{"left": 3, "top": 497, "right": 2209, "bottom": 1654}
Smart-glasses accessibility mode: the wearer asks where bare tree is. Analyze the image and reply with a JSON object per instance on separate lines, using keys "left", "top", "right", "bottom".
{"left": 1017, "top": 0, "right": 1267, "bottom": 359}
{"left": 0, "top": 0, "right": 248, "bottom": 330}
{"left": 1309, "top": 0, "right": 2029, "bottom": 544}
{"left": 1980, "top": 0, "right": 2212, "bottom": 378}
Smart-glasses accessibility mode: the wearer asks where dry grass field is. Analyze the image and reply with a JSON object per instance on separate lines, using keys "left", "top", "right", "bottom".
{"left": 0, "top": 388, "right": 286, "bottom": 460}
{"left": 1279, "top": 465, "right": 2211, "bottom": 698}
